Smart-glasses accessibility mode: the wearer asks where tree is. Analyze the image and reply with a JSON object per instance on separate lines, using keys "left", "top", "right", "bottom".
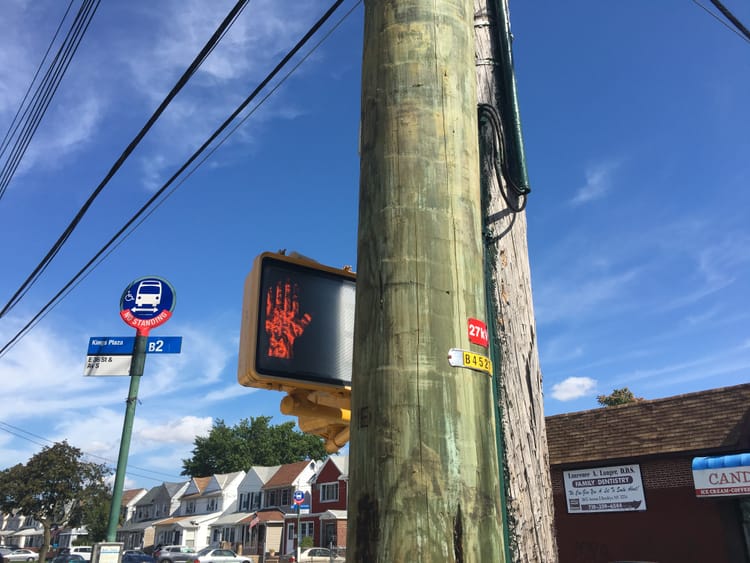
{"left": 597, "top": 387, "right": 644, "bottom": 407}
{"left": 79, "top": 486, "right": 112, "bottom": 542}
{"left": 0, "top": 442, "right": 110, "bottom": 563}
{"left": 181, "top": 416, "right": 327, "bottom": 476}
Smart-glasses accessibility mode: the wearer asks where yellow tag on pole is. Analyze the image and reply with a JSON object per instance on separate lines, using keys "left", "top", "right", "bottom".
{"left": 448, "top": 348, "right": 493, "bottom": 376}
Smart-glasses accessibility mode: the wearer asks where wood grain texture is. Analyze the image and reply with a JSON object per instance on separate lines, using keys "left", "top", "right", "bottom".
{"left": 347, "top": 1, "right": 506, "bottom": 561}
{"left": 474, "top": 1, "right": 559, "bottom": 561}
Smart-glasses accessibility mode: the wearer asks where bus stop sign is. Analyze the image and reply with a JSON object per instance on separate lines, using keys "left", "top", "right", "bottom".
{"left": 120, "top": 276, "right": 176, "bottom": 335}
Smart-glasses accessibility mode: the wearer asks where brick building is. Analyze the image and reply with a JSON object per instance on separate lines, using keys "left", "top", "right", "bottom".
{"left": 546, "top": 383, "right": 750, "bottom": 563}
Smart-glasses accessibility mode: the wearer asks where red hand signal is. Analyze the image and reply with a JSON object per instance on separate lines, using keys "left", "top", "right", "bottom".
{"left": 264, "top": 279, "right": 312, "bottom": 359}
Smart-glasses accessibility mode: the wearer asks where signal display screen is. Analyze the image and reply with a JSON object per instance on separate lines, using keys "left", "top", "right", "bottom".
{"left": 255, "top": 256, "right": 355, "bottom": 386}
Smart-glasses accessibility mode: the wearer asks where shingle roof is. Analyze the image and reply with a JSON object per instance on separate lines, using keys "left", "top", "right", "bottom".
{"left": 182, "top": 476, "right": 212, "bottom": 499}
{"left": 263, "top": 460, "right": 313, "bottom": 489}
{"left": 121, "top": 489, "right": 147, "bottom": 506}
{"left": 546, "top": 383, "right": 750, "bottom": 466}
{"left": 239, "top": 509, "right": 284, "bottom": 524}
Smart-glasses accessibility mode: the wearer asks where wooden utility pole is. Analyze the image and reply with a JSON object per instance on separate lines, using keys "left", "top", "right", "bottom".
{"left": 348, "top": 1, "right": 506, "bottom": 562}
{"left": 475, "top": 0, "right": 558, "bottom": 561}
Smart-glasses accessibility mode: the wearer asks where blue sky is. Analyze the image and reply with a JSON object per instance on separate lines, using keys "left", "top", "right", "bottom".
{"left": 0, "top": 0, "right": 748, "bottom": 490}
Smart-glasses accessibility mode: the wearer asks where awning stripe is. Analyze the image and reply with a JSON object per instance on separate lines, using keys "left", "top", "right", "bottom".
{"left": 692, "top": 452, "right": 750, "bottom": 470}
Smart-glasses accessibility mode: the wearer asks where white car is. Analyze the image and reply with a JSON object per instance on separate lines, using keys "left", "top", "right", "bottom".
{"left": 67, "top": 547, "right": 92, "bottom": 561}
{"left": 279, "top": 548, "right": 345, "bottom": 563}
{"left": 4, "top": 549, "right": 39, "bottom": 562}
{"left": 191, "top": 548, "right": 250, "bottom": 563}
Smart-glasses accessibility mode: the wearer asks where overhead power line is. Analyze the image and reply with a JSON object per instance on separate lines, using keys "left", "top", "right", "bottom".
{"left": 0, "top": 420, "right": 182, "bottom": 482}
{"left": 0, "top": 0, "right": 76, "bottom": 160}
{"left": 709, "top": 0, "right": 750, "bottom": 42}
{"left": 0, "top": 0, "right": 101, "bottom": 201}
{"left": 0, "top": 0, "right": 251, "bottom": 320}
{"left": 0, "top": 0, "right": 359, "bottom": 359}
{"left": 692, "top": 0, "right": 750, "bottom": 44}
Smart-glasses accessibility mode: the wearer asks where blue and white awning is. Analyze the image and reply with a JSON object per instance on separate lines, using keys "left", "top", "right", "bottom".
{"left": 692, "top": 453, "right": 750, "bottom": 497}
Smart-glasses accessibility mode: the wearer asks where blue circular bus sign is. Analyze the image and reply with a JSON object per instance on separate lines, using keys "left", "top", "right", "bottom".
{"left": 120, "top": 276, "right": 176, "bottom": 335}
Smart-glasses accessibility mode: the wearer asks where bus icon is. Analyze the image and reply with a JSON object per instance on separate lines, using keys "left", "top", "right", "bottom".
{"left": 134, "top": 280, "right": 162, "bottom": 311}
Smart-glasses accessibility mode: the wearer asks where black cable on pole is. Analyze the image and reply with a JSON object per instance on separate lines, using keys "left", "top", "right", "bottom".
{"left": 478, "top": 103, "right": 531, "bottom": 213}
{"left": 0, "top": 0, "right": 352, "bottom": 359}
{"left": 0, "top": 0, "right": 251, "bottom": 319}
{"left": 0, "top": 0, "right": 76, "bottom": 159}
{"left": 0, "top": 0, "right": 101, "bottom": 201}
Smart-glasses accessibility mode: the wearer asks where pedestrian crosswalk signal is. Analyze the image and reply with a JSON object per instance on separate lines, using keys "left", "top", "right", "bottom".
{"left": 238, "top": 252, "right": 356, "bottom": 392}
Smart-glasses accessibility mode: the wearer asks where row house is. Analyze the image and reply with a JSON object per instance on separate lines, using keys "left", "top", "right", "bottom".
{"left": 117, "top": 481, "right": 188, "bottom": 550}
{"left": 153, "top": 472, "right": 245, "bottom": 549}
{"left": 207, "top": 465, "right": 279, "bottom": 553}
{"left": 119, "top": 489, "right": 147, "bottom": 527}
{"left": 0, "top": 513, "right": 44, "bottom": 549}
{"left": 282, "top": 456, "right": 348, "bottom": 557}
{"left": 244, "top": 460, "right": 320, "bottom": 557}
{"left": 106, "top": 456, "right": 348, "bottom": 558}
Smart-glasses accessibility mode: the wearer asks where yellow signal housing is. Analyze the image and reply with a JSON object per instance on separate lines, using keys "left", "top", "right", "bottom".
{"left": 237, "top": 251, "right": 355, "bottom": 451}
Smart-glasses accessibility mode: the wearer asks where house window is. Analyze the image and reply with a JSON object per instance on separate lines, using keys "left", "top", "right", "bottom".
{"left": 207, "top": 498, "right": 218, "bottom": 511}
{"left": 320, "top": 483, "right": 339, "bottom": 502}
{"left": 186, "top": 500, "right": 196, "bottom": 514}
{"left": 280, "top": 488, "right": 291, "bottom": 507}
{"left": 300, "top": 522, "right": 314, "bottom": 540}
{"left": 239, "top": 493, "right": 248, "bottom": 511}
{"left": 265, "top": 490, "right": 278, "bottom": 507}
{"left": 212, "top": 529, "right": 221, "bottom": 543}
{"left": 287, "top": 524, "right": 295, "bottom": 541}
{"left": 251, "top": 492, "right": 261, "bottom": 509}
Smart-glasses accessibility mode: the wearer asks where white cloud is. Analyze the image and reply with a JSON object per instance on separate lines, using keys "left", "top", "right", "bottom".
{"left": 550, "top": 376, "right": 597, "bottom": 401}
{"left": 571, "top": 159, "right": 622, "bottom": 206}
{"left": 136, "top": 415, "right": 213, "bottom": 445}
{"left": 535, "top": 268, "right": 639, "bottom": 326}
{"left": 204, "top": 384, "right": 257, "bottom": 402}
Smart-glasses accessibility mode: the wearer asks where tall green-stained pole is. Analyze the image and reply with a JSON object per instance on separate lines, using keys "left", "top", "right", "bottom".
{"left": 105, "top": 334, "right": 147, "bottom": 542}
{"left": 347, "top": 0, "right": 506, "bottom": 561}
{"left": 106, "top": 276, "right": 176, "bottom": 543}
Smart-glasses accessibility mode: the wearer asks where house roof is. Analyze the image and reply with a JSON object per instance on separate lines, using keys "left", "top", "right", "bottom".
{"left": 331, "top": 456, "right": 348, "bottom": 477}
{"left": 546, "top": 383, "right": 750, "bottom": 466}
{"left": 121, "top": 488, "right": 147, "bottom": 506}
{"left": 182, "top": 476, "right": 212, "bottom": 499}
{"left": 263, "top": 461, "right": 315, "bottom": 489}
{"left": 239, "top": 510, "right": 284, "bottom": 525}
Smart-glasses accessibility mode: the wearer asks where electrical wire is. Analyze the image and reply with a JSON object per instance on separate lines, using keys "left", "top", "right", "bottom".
{"left": 478, "top": 103, "right": 531, "bottom": 213}
{"left": 0, "top": 421, "right": 182, "bottom": 483}
{"left": 708, "top": 0, "right": 750, "bottom": 42}
{"left": 0, "top": 0, "right": 251, "bottom": 320}
{"left": 0, "top": 0, "right": 101, "bottom": 201}
{"left": 692, "top": 0, "right": 750, "bottom": 43}
{"left": 0, "top": 0, "right": 358, "bottom": 359}
{"left": 0, "top": 0, "right": 76, "bottom": 159}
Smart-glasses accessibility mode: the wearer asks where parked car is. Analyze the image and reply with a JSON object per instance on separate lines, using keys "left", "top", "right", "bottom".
{"left": 279, "top": 548, "right": 345, "bottom": 563}
{"left": 122, "top": 552, "right": 156, "bottom": 563}
{"left": 66, "top": 548, "right": 91, "bottom": 562}
{"left": 4, "top": 549, "right": 39, "bottom": 562}
{"left": 49, "top": 554, "right": 85, "bottom": 563}
{"left": 156, "top": 546, "right": 197, "bottom": 563}
{"left": 190, "top": 549, "right": 249, "bottom": 563}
